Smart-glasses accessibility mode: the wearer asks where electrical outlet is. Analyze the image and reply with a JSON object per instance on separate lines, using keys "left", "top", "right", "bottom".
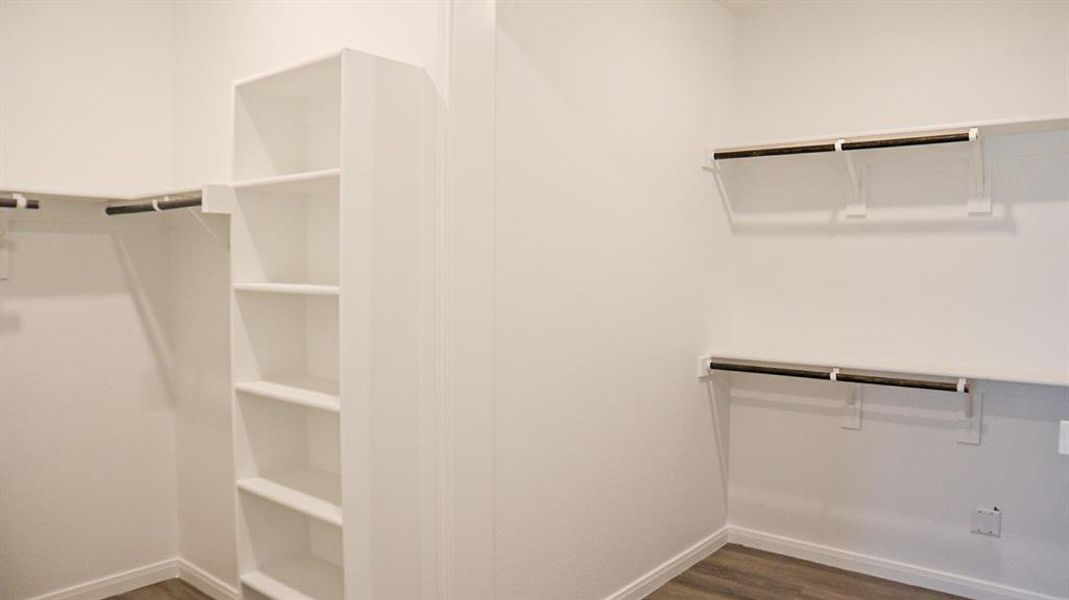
{"left": 971, "top": 507, "right": 1001, "bottom": 537}
{"left": 1059, "top": 421, "right": 1069, "bottom": 456}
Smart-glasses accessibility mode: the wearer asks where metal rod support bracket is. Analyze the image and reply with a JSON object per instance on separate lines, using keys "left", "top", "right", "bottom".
{"left": 959, "top": 390, "right": 983, "bottom": 445}
{"left": 967, "top": 128, "right": 992, "bottom": 215}
{"left": 837, "top": 139, "right": 866, "bottom": 218}
{"left": 702, "top": 153, "right": 737, "bottom": 224}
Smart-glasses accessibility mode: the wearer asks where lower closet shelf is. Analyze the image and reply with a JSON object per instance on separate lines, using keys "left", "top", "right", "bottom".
{"left": 241, "top": 554, "right": 344, "bottom": 600}
{"left": 237, "top": 469, "right": 342, "bottom": 527}
{"left": 235, "top": 376, "right": 340, "bottom": 413}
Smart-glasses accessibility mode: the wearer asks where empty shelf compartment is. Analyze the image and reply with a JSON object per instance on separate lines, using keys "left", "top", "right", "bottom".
{"left": 241, "top": 554, "right": 344, "bottom": 600}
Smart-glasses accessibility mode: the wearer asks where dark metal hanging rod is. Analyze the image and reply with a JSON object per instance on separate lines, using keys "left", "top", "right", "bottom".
{"left": 0, "top": 195, "right": 40, "bottom": 210}
{"left": 105, "top": 195, "right": 202, "bottom": 216}
{"left": 713, "top": 129, "right": 975, "bottom": 161}
{"left": 707, "top": 360, "right": 967, "bottom": 393}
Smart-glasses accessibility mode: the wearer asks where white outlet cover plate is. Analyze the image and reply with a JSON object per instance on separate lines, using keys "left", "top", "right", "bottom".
{"left": 1059, "top": 421, "right": 1069, "bottom": 456}
{"left": 971, "top": 508, "right": 1001, "bottom": 537}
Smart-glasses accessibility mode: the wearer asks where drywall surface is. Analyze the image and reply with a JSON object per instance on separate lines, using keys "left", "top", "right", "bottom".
{"left": 0, "top": 0, "right": 174, "bottom": 195}
{"left": 166, "top": 212, "right": 234, "bottom": 592}
{"left": 728, "top": 375, "right": 1069, "bottom": 598}
{"left": 494, "top": 1, "right": 734, "bottom": 598}
{"left": 730, "top": 0, "right": 1069, "bottom": 142}
{"left": 720, "top": 3, "right": 1069, "bottom": 598}
{"left": 171, "top": 0, "right": 443, "bottom": 187}
{"left": 0, "top": 4, "right": 180, "bottom": 599}
{"left": 0, "top": 204, "right": 179, "bottom": 600}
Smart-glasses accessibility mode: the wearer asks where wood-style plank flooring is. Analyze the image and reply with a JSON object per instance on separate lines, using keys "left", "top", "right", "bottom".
{"left": 113, "top": 545, "right": 966, "bottom": 600}
{"left": 108, "top": 579, "right": 211, "bottom": 600}
{"left": 646, "top": 544, "right": 966, "bottom": 600}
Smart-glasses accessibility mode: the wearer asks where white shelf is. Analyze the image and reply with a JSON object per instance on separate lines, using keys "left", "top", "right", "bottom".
{"left": 232, "top": 168, "right": 340, "bottom": 196}
{"left": 705, "top": 350, "right": 1069, "bottom": 388}
{"left": 715, "top": 113, "right": 1069, "bottom": 155}
{"left": 241, "top": 554, "right": 344, "bottom": 600}
{"left": 235, "top": 377, "right": 340, "bottom": 413}
{"left": 237, "top": 469, "right": 343, "bottom": 527}
{"left": 234, "top": 282, "right": 340, "bottom": 296}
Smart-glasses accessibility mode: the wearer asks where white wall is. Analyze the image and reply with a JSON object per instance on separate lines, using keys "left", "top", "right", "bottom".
{"left": 0, "top": 4, "right": 181, "bottom": 599}
{"left": 171, "top": 1, "right": 443, "bottom": 187}
{"left": 0, "top": 0, "right": 174, "bottom": 195}
{"left": 166, "top": 211, "right": 233, "bottom": 592}
{"left": 720, "top": 2, "right": 1069, "bottom": 598}
{"left": 493, "top": 1, "right": 735, "bottom": 598}
{"left": 729, "top": 0, "right": 1069, "bottom": 143}
{"left": 0, "top": 205, "right": 179, "bottom": 600}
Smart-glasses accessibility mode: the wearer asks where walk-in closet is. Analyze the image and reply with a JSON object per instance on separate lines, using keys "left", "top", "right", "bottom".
{"left": 1, "top": 2, "right": 1066, "bottom": 600}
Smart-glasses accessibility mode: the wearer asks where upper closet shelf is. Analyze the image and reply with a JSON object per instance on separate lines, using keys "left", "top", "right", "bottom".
{"left": 0, "top": 184, "right": 219, "bottom": 215}
{"left": 702, "top": 350, "right": 1069, "bottom": 388}
{"left": 705, "top": 114, "right": 1069, "bottom": 226}
{"left": 709, "top": 114, "right": 1069, "bottom": 160}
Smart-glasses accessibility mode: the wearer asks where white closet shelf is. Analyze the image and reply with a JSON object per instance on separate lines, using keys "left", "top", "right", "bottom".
{"left": 237, "top": 470, "right": 343, "bottom": 527}
{"left": 231, "top": 168, "right": 340, "bottom": 196}
{"left": 713, "top": 113, "right": 1069, "bottom": 156}
{"left": 705, "top": 350, "right": 1069, "bottom": 388}
{"left": 241, "top": 554, "right": 344, "bottom": 600}
{"left": 235, "top": 377, "right": 340, "bottom": 413}
{"left": 233, "top": 282, "right": 340, "bottom": 296}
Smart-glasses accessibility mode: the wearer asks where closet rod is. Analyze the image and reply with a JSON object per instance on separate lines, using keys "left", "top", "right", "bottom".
{"left": 713, "top": 130, "right": 974, "bottom": 160}
{"left": 707, "top": 360, "right": 968, "bottom": 393}
{"left": 105, "top": 195, "right": 202, "bottom": 216}
{"left": 0, "top": 195, "right": 40, "bottom": 210}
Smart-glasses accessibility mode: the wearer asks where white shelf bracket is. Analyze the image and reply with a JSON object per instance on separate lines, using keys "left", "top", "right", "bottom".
{"left": 967, "top": 128, "right": 992, "bottom": 215}
{"left": 837, "top": 139, "right": 866, "bottom": 218}
{"left": 703, "top": 153, "right": 738, "bottom": 223}
{"left": 834, "top": 368, "right": 863, "bottom": 430}
{"left": 958, "top": 378, "right": 982, "bottom": 445}
{"left": 0, "top": 213, "right": 8, "bottom": 281}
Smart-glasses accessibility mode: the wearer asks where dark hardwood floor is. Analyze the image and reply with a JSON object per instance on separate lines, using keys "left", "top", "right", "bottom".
{"left": 646, "top": 544, "right": 966, "bottom": 600}
{"left": 108, "top": 579, "right": 211, "bottom": 600}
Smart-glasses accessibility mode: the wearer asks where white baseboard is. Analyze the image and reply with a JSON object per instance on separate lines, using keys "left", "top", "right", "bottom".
{"left": 23, "top": 559, "right": 178, "bottom": 600}
{"left": 178, "top": 559, "right": 238, "bottom": 600}
{"left": 604, "top": 526, "right": 729, "bottom": 600}
{"left": 728, "top": 526, "right": 1065, "bottom": 600}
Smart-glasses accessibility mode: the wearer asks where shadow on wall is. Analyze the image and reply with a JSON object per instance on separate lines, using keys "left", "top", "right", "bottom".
{"left": 0, "top": 200, "right": 230, "bottom": 405}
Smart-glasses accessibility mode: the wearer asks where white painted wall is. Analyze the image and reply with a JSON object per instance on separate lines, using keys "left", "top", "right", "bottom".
{"left": 0, "top": 0, "right": 174, "bottom": 195}
{"left": 0, "top": 4, "right": 180, "bottom": 599}
{"left": 493, "top": 2, "right": 735, "bottom": 598}
{"left": 166, "top": 211, "right": 234, "bottom": 592}
{"left": 729, "top": 0, "right": 1069, "bottom": 143}
{"left": 720, "top": 2, "right": 1069, "bottom": 598}
{"left": 170, "top": 0, "right": 443, "bottom": 187}
{"left": 0, "top": 205, "right": 179, "bottom": 600}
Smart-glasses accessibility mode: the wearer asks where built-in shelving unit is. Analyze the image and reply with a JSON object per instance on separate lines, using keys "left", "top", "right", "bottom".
{"left": 231, "top": 51, "right": 345, "bottom": 600}
{"left": 229, "top": 48, "right": 437, "bottom": 600}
